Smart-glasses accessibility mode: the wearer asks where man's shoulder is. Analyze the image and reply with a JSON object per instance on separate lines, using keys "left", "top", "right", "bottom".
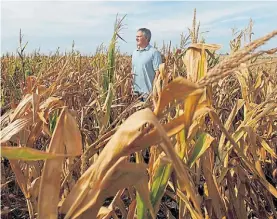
{"left": 149, "top": 46, "right": 160, "bottom": 53}
{"left": 149, "top": 46, "right": 161, "bottom": 57}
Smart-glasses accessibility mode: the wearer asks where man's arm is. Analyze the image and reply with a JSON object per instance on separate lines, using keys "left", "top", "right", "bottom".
{"left": 153, "top": 50, "right": 162, "bottom": 78}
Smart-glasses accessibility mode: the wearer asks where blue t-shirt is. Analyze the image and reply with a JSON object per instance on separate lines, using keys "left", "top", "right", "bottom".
{"left": 132, "top": 44, "right": 162, "bottom": 94}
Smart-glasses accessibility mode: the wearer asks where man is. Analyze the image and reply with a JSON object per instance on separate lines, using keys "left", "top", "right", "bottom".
{"left": 131, "top": 28, "right": 162, "bottom": 101}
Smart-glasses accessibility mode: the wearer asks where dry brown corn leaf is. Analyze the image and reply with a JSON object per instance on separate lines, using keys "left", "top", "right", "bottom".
{"left": 133, "top": 109, "right": 204, "bottom": 152}
{"left": 182, "top": 48, "right": 201, "bottom": 82}
{"left": 235, "top": 68, "right": 250, "bottom": 105}
{"left": 61, "top": 108, "right": 201, "bottom": 218}
{"left": 38, "top": 108, "right": 66, "bottom": 219}
{"left": 9, "top": 160, "right": 29, "bottom": 198}
{"left": 254, "top": 71, "right": 263, "bottom": 89}
{"left": 63, "top": 109, "right": 83, "bottom": 155}
{"left": 183, "top": 43, "right": 221, "bottom": 82}
{"left": 202, "top": 148, "right": 227, "bottom": 219}
{"left": 29, "top": 176, "right": 41, "bottom": 202}
{"left": 96, "top": 207, "right": 113, "bottom": 219}
{"left": 258, "top": 137, "right": 277, "bottom": 159}
{"left": 218, "top": 99, "right": 245, "bottom": 160}
{"left": 188, "top": 43, "right": 221, "bottom": 51}
{"left": 154, "top": 77, "right": 201, "bottom": 117}
{"left": 168, "top": 181, "right": 203, "bottom": 219}
{"left": 244, "top": 126, "right": 266, "bottom": 179}
{"left": 159, "top": 63, "right": 166, "bottom": 79}
{"left": 37, "top": 111, "right": 48, "bottom": 124}
{"left": 209, "top": 109, "right": 277, "bottom": 198}
{"left": 70, "top": 158, "right": 150, "bottom": 219}
{"left": 227, "top": 171, "right": 243, "bottom": 219}
{"left": 38, "top": 107, "right": 82, "bottom": 219}
{"left": 32, "top": 92, "right": 40, "bottom": 123}
{"left": 183, "top": 89, "right": 203, "bottom": 137}
{"left": 126, "top": 200, "right": 137, "bottom": 219}
{"left": 0, "top": 114, "right": 32, "bottom": 144}
{"left": 39, "top": 97, "right": 64, "bottom": 111}
{"left": 139, "top": 100, "right": 207, "bottom": 149}
{"left": 61, "top": 109, "right": 161, "bottom": 218}
{"left": 237, "top": 169, "right": 249, "bottom": 219}
{"left": 187, "top": 107, "right": 210, "bottom": 140}
{"left": 26, "top": 120, "right": 43, "bottom": 148}
{"left": 10, "top": 94, "right": 33, "bottom": 122}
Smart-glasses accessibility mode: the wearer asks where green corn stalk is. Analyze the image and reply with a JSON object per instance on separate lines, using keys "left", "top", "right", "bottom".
{"left": 100, "top": 14, "right": 126, "bottom": 132}
{"left": 103, "top": 14, "right": 126, "bottom": 95}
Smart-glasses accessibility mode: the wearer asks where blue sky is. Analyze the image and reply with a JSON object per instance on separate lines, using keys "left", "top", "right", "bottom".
{"left": 1, "top": 1, "right": 277, "bottom": 55}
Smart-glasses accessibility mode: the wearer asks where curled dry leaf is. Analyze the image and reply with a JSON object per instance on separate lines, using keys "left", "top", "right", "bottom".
{"left": 0, "top": 114, "right": 32, "bottom": 144}
{"left": 38, "top": 107, "right": 82, "bottom": 219}
{"left": 61, "top": 108, "right": 201, "bottom": 218}
{"left": 154, "top": 77, "right": 201, "bottom": 117}
{"left": 10, "top": 94, "right": 33, "bottom": 122}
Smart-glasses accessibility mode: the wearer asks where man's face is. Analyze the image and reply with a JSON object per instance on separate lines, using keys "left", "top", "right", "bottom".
{"left": 136, "top": 31, "right": 148, "bottom": 48}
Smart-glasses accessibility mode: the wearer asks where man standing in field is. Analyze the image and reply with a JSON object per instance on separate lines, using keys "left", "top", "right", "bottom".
{"left": 131, "top": 28, "right": 162, "bottom": 101}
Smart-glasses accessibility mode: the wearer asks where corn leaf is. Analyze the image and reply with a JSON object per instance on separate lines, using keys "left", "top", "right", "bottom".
{"left": 154, "top": 77, "right": 201, "bottom": 117}
{"left": 1, "top": 146, "right": 64, "bottom": 161}
{"left": 38, "top": 107, "right": 82, "bottom": 219}
{"left": 0, "top": 115, "right": 32, "bottom": 144}
{"left": 149, "top": 156, "right": 172, "bottom": 217}
{"left": 187, "top": 132, "right": 215, "bottom": 168}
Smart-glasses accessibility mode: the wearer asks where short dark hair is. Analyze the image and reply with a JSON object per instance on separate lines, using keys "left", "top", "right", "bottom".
{"left": 137, "top": 28, "right": 151, "bottom": 42}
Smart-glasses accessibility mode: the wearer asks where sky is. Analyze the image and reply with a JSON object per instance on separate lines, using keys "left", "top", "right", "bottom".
{"left": 1, "top": 1, "right": 277, "bottom": 55}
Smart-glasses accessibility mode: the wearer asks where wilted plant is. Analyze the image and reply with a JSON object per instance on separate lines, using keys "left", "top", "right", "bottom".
{"left": 1, "top": 12, "right": 277, "bottom": 219}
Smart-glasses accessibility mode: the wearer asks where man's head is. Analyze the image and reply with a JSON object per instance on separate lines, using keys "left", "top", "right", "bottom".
{"left": 136, "top": 28, "right": 151, "bottom": 48}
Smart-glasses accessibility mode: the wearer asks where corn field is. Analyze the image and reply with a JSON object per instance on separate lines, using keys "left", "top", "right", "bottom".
{"left": 1, "top": 12, "right": 277, "bottom": 219}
